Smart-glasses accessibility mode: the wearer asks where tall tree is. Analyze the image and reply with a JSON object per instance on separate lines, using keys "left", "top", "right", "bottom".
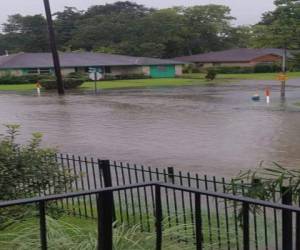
{"left": 0, "top": 2, "right": 253, "bottom": 57}
{"left": 182, "top": 5, "right": 235, "bottom": 55}
{"left": 1, "top": 14, "right": 49, "bottom": 52}
{"left": 252, "top": 0, "right": 300, "bottom": 49}
{"left": 53, "top": 7, "right": 83, "bottom": 50}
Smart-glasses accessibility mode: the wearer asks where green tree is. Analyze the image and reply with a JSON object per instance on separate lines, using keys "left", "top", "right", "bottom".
{"left": 69, "top": 2, "right": 150, "bottom": 52}
{"left": 53, "top": 7, "right": 83, "bottom": 49}
{"left": 133, "top": 8, "right": 186, "bottom": 57}
{"left": 0, "top": 2, "right": 253, "bottom": 57}
{"left": 1, "top": 14, "right": 49, "bottom": 52}
{"left": 252, "top": 0, "right": 300, "bottom": 49}
{"left": 182, "top": 5, "right": 235, "bottom": 54}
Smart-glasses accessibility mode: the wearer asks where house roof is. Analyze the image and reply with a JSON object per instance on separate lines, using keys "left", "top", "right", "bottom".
{"left": 173, "top": 48, "right": 290, "bottom": 63}
{"left": 0, "top": 52, "right": 183, "bottom": 69}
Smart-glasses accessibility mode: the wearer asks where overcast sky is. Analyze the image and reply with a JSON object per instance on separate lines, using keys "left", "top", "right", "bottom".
{"left": 1, "top": 0, "right": 275, "bottom": 25}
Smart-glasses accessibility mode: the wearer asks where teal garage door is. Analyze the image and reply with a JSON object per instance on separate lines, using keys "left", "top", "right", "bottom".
{"left": 150, "top": 65, "right": 175, "bottom": 78}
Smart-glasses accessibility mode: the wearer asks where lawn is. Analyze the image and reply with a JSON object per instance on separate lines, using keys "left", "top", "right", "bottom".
{"left": 0, "top": 72, "right": 299, "bottom": 92}
{"left": 183, "top": 71, "right": 300, "bottom": 80}
{"left": 80, "top": 77, "right": 222, "bottom": 91}
{"left": 0, "top": 83, "right": 36, "bottom": 91}
{"left": 0, "top": 78, "right": 223, "bottom": 92}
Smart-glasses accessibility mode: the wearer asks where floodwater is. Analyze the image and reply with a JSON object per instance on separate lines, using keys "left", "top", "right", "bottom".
{"left": 1, "top": 79, "right": 300, "bottom": 177}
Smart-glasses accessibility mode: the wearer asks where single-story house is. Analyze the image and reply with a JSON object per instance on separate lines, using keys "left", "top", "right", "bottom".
{"left": 174, "top": 48, "right": 290, "bottom": 68}
{"left": 0, "top": 52, "right": 183, "bottom": 78}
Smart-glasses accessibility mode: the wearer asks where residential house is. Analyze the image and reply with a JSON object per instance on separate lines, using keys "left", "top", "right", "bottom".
{"left": 0, "top": 52, "right": 183, "bottom": 78}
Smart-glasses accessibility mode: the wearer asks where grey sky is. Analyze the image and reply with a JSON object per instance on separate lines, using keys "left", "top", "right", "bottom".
{"left": 1, "top": 0, "right": 275, "bottom": 25}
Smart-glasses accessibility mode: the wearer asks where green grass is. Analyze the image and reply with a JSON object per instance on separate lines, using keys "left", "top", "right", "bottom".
{"left": 0, "top": 215, "right": 239, "bottom": 250}
{"left": 0, "top": 71, "right": 300, "bottom": 92}
{"left": 0, "top": 78, "right": 221, "bottom": 92}
{"left": 80, "top": 77, "right": 221, "bottom": 91}
{"left": 0, "top": 84, "right": 36, "bottom": 91}
{"left": 183, "top": 71, "right": 300, "bottom": 80}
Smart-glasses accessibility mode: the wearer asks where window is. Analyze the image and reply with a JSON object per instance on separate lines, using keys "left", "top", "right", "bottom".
{"left": 27, "top": 68, "right": 39, "bottom": 74}
{"left": 40, "top": 68, "right": 51, "bottom": 74}
{"left": 104, "top": 66, "right": 111, "bottom": 74}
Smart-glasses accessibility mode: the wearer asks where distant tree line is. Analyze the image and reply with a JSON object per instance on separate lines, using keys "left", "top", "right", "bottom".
{"left": 0, "top": 0, "right": 299, "bottom": 58}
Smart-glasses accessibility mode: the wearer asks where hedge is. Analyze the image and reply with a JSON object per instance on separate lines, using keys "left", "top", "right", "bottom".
{"left": 104, "top": 74, "right": 151, "bottom": 80}
{"left": 206, "top": 63, "right": 282, "bottom": 74}
{"left": 40, "top": 78, "right": 85, "bottom": 90}
{"left": 0, "top": 74, "right": 52, "bottom": 85}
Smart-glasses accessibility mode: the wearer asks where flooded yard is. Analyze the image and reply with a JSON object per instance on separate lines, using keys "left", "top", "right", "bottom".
{"left": 1, "top": 79, "right": 300, "bottom": 177}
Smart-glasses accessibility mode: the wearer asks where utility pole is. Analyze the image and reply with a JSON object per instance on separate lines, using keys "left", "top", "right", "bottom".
{"left": 281, "top": 47, "right": 287, "bottom": 98}
{"left": 43, "top": 0, "right": 65, "bottom": 95}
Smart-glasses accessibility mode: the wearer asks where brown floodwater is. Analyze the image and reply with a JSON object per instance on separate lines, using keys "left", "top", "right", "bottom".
{"left": 1, "top": 79, "right": 300, "bottom": 177}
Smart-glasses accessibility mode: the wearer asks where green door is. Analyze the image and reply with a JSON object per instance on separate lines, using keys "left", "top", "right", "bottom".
{"left": 150, "top": 65, "right": 175, "bottom": 78}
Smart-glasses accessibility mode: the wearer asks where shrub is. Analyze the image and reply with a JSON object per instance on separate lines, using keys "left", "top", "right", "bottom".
{"left": 0, "top": 74, "right": 53, "bottom": 85}
{"left": 206, "top": 66, "right": 254, "bottom": 74}
{"left": 104, "top": 74, "right": 150, "bottom": 80}
{"left": 183, "top": 64, "right": 201, "bottom": 74}
{"left": 205, "top": 64, "right": 281, "bottom": 74}
{"left": 0, "top": 125, "right": 74, "bottom": 227}
{"left": 40, "top": 78, "right": 84, "bottom": 90}
{"left": 253, "top": 63, "right": 281, "bottom": 73}
{"left": 67, "top": 72, "right": 89, "bottom": 81}
{"left": 205, "top": 68, "right": 217, "bottom": 80}
{"left": 116, "top": 74, "right": 150, "bottom": 80}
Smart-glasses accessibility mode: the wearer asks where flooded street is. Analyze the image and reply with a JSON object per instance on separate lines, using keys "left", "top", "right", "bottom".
{"left": 1, "top": 79, "right": 300, "bottom": 177}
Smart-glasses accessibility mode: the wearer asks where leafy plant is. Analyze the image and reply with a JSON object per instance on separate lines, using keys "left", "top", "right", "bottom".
{"left": 229, "top": 161, "right": 300, "bottom": 201}
{"left": 40, "top": 78, "right": 84, "bottom": 90}
{"left": 228, "top": 161, "right": 300, "bottom": 227}
{"left": 205, "top": 69, "right": 217, "bottom": 81}
{"left": 0, "top": 125, "right": 74, "bottom": 227}
{"left": 0, "top": 74, "right": 53, "bottom": 85}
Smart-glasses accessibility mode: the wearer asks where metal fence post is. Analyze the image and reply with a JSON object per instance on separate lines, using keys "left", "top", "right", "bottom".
{"left": 97, "top": 191, "right": 113, "bottom": 250}
{"left": 282, "top": 186, "right": 293, "bottom": 250}
{"left": 195, "top": 193, "right": 203, "bottom": 250}
{"left": 297, "top": 214, "right": 300, "bottom": 250}
{"left": 296, "top": 190, "right": 300, "bottom": 250}
{"left": 167, "top": 167, "right": 174, "bottom": 183}
{"left": 39, "top": 201, "right": 47, "bottom": 250}
{"left": 99, "top": 160, "right": 115, "bottom": 221}
{"left": 155, "top": 185, "right": 162, "bottom": 250}
{"left": 242, "top": 203, "right": 250, "bottom": 250}
{"left": 99, "top": 160, "right": 113, "bottom": 188}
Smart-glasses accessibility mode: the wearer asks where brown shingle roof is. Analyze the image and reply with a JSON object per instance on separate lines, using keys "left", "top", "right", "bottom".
{"left": 0, "top": 52, "right": 183, "bottom": 69}
{"left": 173, "top": 48, "right": 288, "bottom": 63}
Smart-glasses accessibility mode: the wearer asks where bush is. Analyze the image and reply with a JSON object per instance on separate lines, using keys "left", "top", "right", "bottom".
{"left": 116, "top": 74, "right": 150, "bottom": 80}
{"left": 104, "top": 74, "right": 150, "bottom": 80}
{"left": 104, "top": 74, "right": 118, "bottom": 81}
{"left": 183, "top": 64, "right": 201, "bottom": 74}
{"left": 0, "top": 74, "right": 53, "bottom": 85}
{"left": 67, "top": 72, "right": 89, "bottom": 81}
{"left": 206, "top": 66, "right": 254, "bottom": 74}
{"left": 205, "top": 64, "right": 281, "bottom": 74}
{"left": 0, "top": 125, "right": 74, "bottom": 227}
{"left": 205, "top": 69, "right": 217, "bottom": 80}
{"left": 253, "top": 63, "right": 281, "bottom": 73}
{"left": 40, "top": 78, "right": 85, "bottom": 90}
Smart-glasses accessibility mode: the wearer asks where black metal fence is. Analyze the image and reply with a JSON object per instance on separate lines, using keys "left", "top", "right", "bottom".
{"left": 3, "top": 153, "right": 299, "bottom": 249}
{"left": 1, "top": 182, "right": 300, "bottom": 250}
